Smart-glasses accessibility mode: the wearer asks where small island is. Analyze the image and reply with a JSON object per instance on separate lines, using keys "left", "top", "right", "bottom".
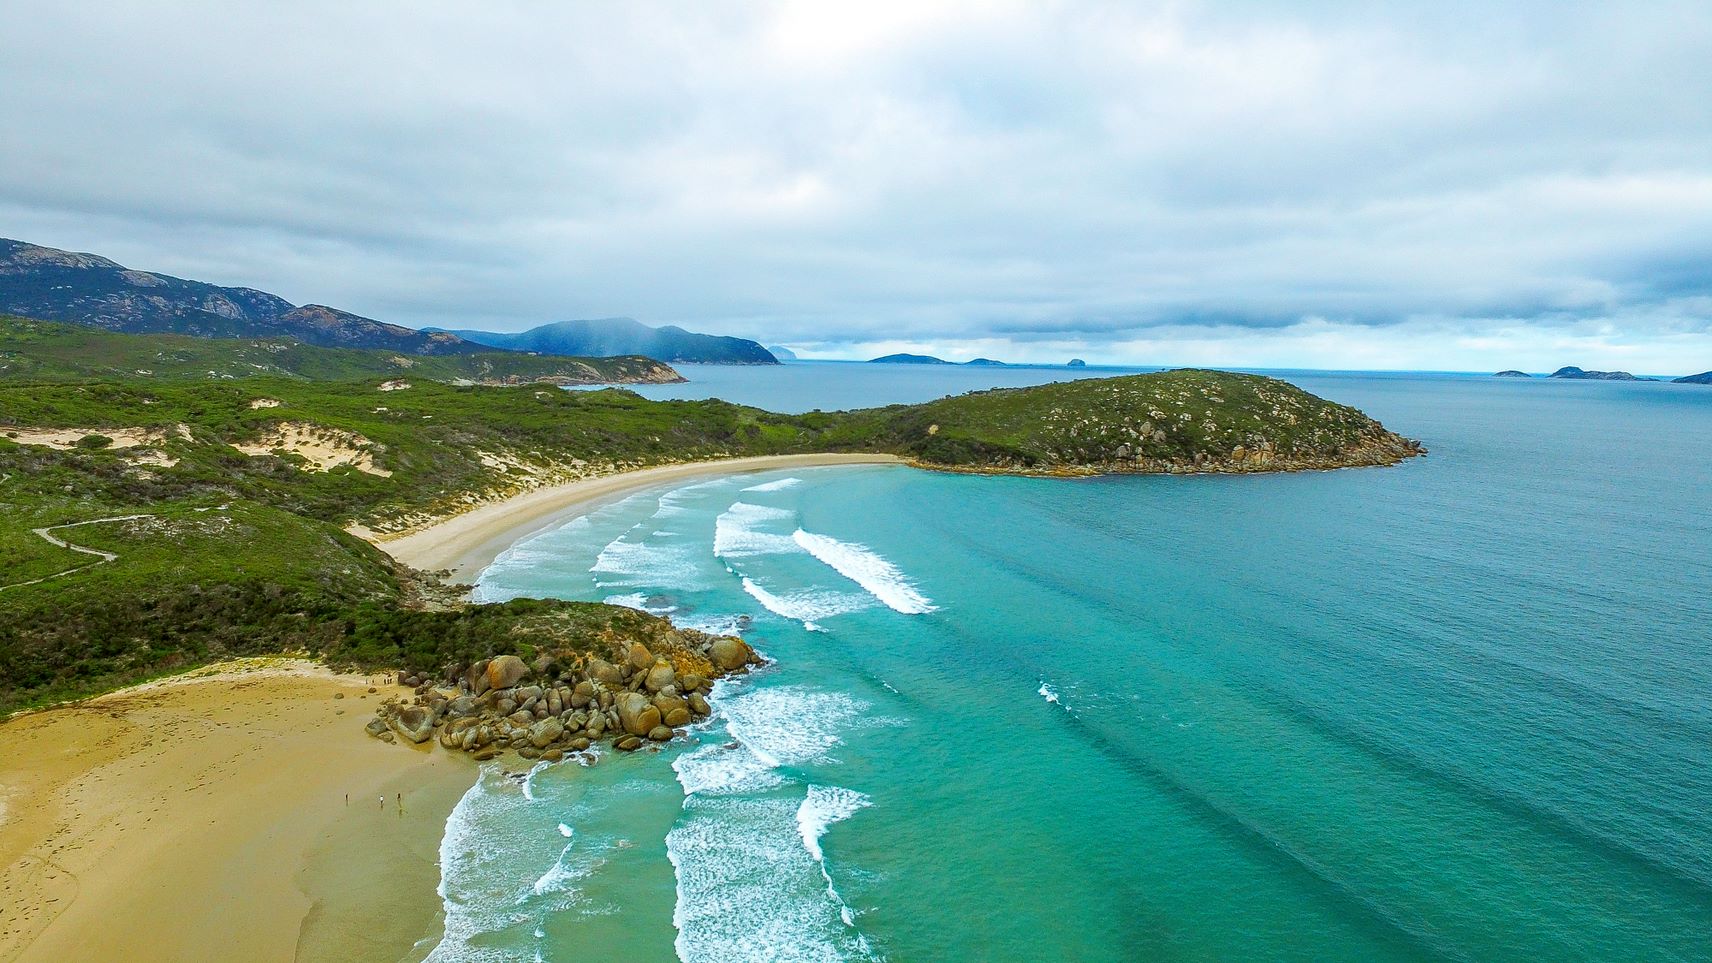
{"left": 1068, "top": 358, "right": 1087, "bottom": 367}
{"left": 867, "top": 353, "right": 1015, "bottom": 366}
{"left": 1549, "top": 366, "right": 1644, "bottom": 381}
{"left": 1494, "top": 370, "right": 1531, "bottom": 377}
{"left": 868, "top": 353, "right": 953, "bottom": 364}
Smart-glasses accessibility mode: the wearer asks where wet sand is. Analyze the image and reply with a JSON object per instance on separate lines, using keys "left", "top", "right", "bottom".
{"left": 0, "top": 659, "right": 472, "bottom": 963}
{"left": 373, "top": 453, "right": 903, "bottom": 582}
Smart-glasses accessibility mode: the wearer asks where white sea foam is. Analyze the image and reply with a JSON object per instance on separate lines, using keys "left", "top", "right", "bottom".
{"left": 590, "top": 532, "right": 708, "bottom": 593}
{"left": 668, "top": 794, "right": 878, "bottom": 963}
{"left": 671, "top": 613, "right": 753, "bottom": 637}
{"left": 714, "top": 502, "right": 799, "bottom": 558}
{"left": 740, "top": 576, "right": 867, "bottom": 631}
{"left": 601, "top": 592, "right": 676, "bottom": 615}
{"left": 797, "top": 785, "right": 872, "bottom": 864}
{"left": 1039, "top": 682, "right": 1060, "bottom": 705}
{"left": 798, "top": 786, "right": 874, "bottom": 931}
{"left": 664, "top": 681, "right": 880, "bottom": 961}
{"left": 425, "top": 771, "right": 533, "bottom": 963}
{"left": 521, "top": 760, "right": 552, "bottom": 802}
{"left": 558, "top": 823, "right": 574, "bottom": 838}
{"left": 672, "top": 685, "right": 868, "bottom": 797}
{"left": 673, "top": 741, "right": 786, "bottom": 796}
{"left": 531, "top": 842, "right": 579, "bottom": 896}
{"left": 742, "top": 476, "right": 802, "bottom": 492}
{"left": 792, "top": 528, "right": 935, "bottom": 614}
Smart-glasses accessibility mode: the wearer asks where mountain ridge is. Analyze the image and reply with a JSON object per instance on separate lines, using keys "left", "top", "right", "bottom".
{"left": 434, "top": 318, "right": 778, "bottom": 365}
{"left": 0, "top": 238, "right": 488, "bottom": 356}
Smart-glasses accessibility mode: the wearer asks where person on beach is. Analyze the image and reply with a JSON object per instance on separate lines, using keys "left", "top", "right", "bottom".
{"left": 379, "top": 795, "right": 385, "bottom": 810}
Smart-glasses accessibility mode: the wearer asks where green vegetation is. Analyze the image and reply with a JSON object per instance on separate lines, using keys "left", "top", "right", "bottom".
{"left": 0, "top": 315, "right": 683, "bottom": 385}
{"left": 833, "top": 368, "right": 1422, "bottom": 472}
{"left": 0, "top": 326, "right": 1419, "bottom": 712}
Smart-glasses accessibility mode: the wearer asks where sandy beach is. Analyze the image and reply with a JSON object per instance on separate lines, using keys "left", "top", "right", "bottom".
{"left": 0, "top": 659, "right": 471, "bottom": 963}
{"left": 0, "top": 454, "right": 904, "bottom": 963}
{"left": 376, "top": 453, "right": 904, "bottom": 582}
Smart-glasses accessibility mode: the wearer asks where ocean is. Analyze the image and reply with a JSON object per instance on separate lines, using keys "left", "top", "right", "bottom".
{"left": 422, "top": 364, "right": 1712, "bottom": 962}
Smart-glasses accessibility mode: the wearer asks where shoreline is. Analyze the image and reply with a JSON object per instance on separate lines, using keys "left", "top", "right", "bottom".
{"left": 0, "top": 658, "right": 472, "bottom": 963}
{"left": 372, "top": 453, "right": 904, "bottom": 583}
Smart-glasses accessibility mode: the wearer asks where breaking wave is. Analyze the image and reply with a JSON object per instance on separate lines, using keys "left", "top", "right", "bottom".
{"left": 792, "top": 528, "right": 935, "bottom": 614}
{"left": 714, "top": 502, "right": 799, "bottom": 558}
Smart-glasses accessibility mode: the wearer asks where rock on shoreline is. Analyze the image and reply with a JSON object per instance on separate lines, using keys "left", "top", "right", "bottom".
{"left": 364, "top": 630, "right": 762, "bottom": 760}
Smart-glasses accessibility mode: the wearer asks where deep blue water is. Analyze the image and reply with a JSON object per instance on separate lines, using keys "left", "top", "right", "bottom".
{"left": 424, "top": 366, "right": 1712, "bottom": 962}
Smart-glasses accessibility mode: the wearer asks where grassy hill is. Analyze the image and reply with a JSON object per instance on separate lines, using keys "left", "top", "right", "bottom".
{"left": 0, "top": 315, "right": 683, "bottom": 385}
{"left": 831, "top": 368, "right": 1421, "bottom": 473}
{"left": 0, "top": 355, "right": 1419, "bottom": 712}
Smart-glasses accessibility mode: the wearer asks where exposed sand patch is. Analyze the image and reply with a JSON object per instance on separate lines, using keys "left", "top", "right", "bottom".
{"left": 248, "top": 398, "right": 282, "bottom": 409}
{"left": 0, "top": 659, "right": 472, "bottom": 963}
{"left": 233, "top": 422, "right": 392, "bottom": 476}
{"left": 3, "top": 427, "right": 165, "bottom": 450}
{"left": 377, "top": 380, "right": 412, "bottom": 391}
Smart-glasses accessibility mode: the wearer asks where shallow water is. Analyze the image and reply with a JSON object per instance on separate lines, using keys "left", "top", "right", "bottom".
{"left": 429, "top": 369, "right": 1712, "bottom": 961}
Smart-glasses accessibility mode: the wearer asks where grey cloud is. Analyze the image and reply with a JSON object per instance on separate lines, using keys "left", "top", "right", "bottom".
{"left": 1, "top": 1, "right": 1709, "bottom": 369}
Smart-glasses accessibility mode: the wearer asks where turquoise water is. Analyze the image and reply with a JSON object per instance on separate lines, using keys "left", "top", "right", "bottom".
{"left": 426, "top": 371, "right": 1712, "bottom": 962}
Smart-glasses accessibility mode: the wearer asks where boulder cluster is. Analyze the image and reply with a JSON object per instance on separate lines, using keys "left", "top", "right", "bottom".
{"left": 363, "top": 633, "right": 762, "bottom": 760}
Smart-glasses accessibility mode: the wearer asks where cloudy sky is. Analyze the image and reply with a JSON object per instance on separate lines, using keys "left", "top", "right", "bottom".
{"left": 3, "top": 2, "right": 1710, "bottom": 371}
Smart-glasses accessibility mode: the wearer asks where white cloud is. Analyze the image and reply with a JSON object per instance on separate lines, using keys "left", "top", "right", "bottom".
{"left": 1, "top": 0, "right": 1708, "bottom": 371}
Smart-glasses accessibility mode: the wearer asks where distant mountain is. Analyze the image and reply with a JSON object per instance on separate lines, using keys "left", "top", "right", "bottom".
{"left": 1067, "top": 359, "right": 1087, "bottom": 367}
{"left": 1549, "top": 366, "right": 1643, "bottom": 381}
{"left": 869, "top": 353, "right": 952, "bottom": 365}
{"left": 0, "top": 238, "right": 488, "bottom": 356}
{"left": 965, "top": 358, "right": 1007, "bottom": 367}
{"left": 0, "top": 315, "right": 683, "bottom": 385}
{"left": 435, "top": 318, "right": 777, "bottom": 365}
{"left": 767, "top": 345, "right": 799, "bottom": 361}
{"left": 1494, "top": 370, "right": 1531, "bottom": 377}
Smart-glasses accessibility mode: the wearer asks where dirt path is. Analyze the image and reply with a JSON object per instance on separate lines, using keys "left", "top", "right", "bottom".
{"left": 0, "top": 515, "right": 153, "bottom": 593}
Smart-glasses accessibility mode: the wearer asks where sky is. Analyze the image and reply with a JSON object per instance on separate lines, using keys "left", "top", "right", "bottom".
{"left": 2, "top": 1, "right": 1710, "bottom": 372}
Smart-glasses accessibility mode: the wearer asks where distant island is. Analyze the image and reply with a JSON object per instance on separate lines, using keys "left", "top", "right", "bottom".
{"left": 767, "top": 345, "right": 799, "bottom": 361}
{"left": 431, "top": 318, "right": 778, "bottom": 365}
{"left": 1549, "top": 366, "right": 1644, "bottom": 381}
{"left": 869, "top": 353, "right": 953, "bottom": 364}
{"left": 1068, "top": 359, "right": 1087, "bottom": 367}
{"left": 1495, "top": 365, "right": 1712, "bottom": 383}
{"left": 867, "top": 353, "right": 1010, "bottom": 366}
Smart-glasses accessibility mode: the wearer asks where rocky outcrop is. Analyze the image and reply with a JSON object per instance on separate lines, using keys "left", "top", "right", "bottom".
{"left": 486, "top": 655, "right": 529, "bottom": 690}
{"left": 709, "top": 636, "right": 759, "bottom": 672}
{"left": 367, "top": 629, "right": 765, "bottom": 759}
